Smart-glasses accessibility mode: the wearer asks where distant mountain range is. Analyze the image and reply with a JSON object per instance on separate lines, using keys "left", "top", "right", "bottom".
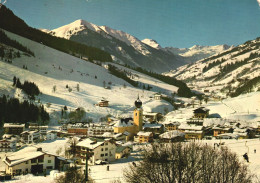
{"left": 46, "top": 19, "right": 231, "bottom": 73}
{"left": 165, "top": 37, "right": 260, "bottom": 97}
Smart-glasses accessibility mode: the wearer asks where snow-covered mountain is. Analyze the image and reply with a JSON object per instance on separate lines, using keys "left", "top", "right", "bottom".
{"left": 164, "top": 44, "right": 233, "bottom": 63}
{"left": 46, "top": 19, "right": 184, "bottom": 73}
{"left": 0, "top": 30, "right": 178, "bottom": 122}
{"left": 141, "top": 39, "right": 162, "bottom": 50}
{"left": 45, "top": 19, "right": 232, "bottom": 73}
{"left": 165, "top": 38, "right": 260, "bottom": 96}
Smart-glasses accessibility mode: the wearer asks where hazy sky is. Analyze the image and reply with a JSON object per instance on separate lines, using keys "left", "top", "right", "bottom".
{"left": 4, "top": 0, "right": 260, "bottom": 48}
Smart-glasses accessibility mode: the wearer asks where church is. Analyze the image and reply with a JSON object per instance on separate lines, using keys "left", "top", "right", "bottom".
{"left": 113, "top": 97, "right": 143, "bottom": 140}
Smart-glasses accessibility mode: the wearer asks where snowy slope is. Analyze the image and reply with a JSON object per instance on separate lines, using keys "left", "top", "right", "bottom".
{"left": 164, "top": 92, "right": 260, "bottom": 124}
{"left": 165, "top": 38, "right": 260, "bottom": 95}
{"left": 0, "top": 30, "right": 178, "bottom": 123}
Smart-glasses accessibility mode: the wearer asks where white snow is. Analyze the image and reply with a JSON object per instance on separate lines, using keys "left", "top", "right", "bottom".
{"left": 0, "top": 30, "right": 177, "bottom": 123}
{"left": 141, "top": 39, "right": 162, "bottom": 50}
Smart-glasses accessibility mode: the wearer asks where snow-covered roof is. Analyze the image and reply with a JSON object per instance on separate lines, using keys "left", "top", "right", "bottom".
{"left": 137, "top": 131, "right": 152, "bottom": 136}
{"left": 143, "top": 100, "right": 174, "bottom": 113}
{"left": 217, "top": 133, "right": 239, "bottom": 138}
{"left": 184, "top": 130, "right": 203, "bottom": 134}
{"left": 178, "top": 124, "right": 203, "bottom": 131}
{"left": 3, "top": 146, "right": 55, "bottom": 167}
{"left": 21, "top": 130, "right": 39, "bottom": 135}
{"left": 3, "top": 123, "right": 25, "bottom": 128}
{"left": 143, "top": 123, "right": 162, "bottom": 129}
{"left": 159, "top": 130, "right": 185, "bottom": 139}
{"left": 162, "top": 121, "right": 180, "bottom": 125}
{"left": 143, "top": 112, "right": 159, "bottom": 116}
{"left": 113, "top": 118, "right": 133, "bottom": 127}
{"left": 76, "top": 138, "right": 111, "bottom": 149}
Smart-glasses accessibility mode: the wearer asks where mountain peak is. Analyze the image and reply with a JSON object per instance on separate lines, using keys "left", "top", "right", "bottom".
{"left": 142, "top": 38, "right": 162, "bottom": 49}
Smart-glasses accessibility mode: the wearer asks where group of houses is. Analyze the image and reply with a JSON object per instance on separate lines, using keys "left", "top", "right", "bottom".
{"left": 0, "top": 123, "right": 58, "bottom": 153}
{"left": 2, "top": 95, "right": 260, "bottom": 179}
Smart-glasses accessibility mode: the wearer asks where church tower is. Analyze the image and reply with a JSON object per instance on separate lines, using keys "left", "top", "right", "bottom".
{"left": 133, "top": 96, "right": 143, "bottom": 132}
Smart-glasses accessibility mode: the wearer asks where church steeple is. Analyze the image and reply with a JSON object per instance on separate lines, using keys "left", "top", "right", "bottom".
{"left": 134, "top": 95, "right": 143, "bottom": 132}
{"left": 135, "top": 95, "right": 142, "bottom": 109}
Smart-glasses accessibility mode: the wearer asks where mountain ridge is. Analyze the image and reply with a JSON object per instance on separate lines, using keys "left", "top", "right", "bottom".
{"left": 47, "top": 19, "right": 231, "bottom": 73}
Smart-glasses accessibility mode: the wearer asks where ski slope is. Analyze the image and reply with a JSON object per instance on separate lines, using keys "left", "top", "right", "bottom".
{"left": 0, "top": 30, "right": 178, "bottom": 123}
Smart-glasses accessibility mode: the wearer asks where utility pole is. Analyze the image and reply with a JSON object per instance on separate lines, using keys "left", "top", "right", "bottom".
{"left": 85, "top": 151, "right": 88, "bottom": 182}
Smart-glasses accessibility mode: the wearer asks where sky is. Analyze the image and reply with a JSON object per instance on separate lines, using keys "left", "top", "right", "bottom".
{"left": 3, "top": 0, "right": 260, "bottom": 48}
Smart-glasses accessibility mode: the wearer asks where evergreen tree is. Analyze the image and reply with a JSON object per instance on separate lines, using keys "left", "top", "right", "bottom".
{"left": 13, "top": 76, "right": 17, "bottom": 86}
{"left": 16, "top": 78, "right": 22, "bottom": 88}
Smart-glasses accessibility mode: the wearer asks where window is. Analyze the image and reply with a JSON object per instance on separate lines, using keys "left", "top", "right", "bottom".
{"left": 105, "top": 148, "right": 108, "bottom": 151}
{"left": 31, "top": 159, "right": 37, "bottom": 164}
{"left": 101, "top": 154, "right": 104, "bottom": 157}
{"left": 101, "top": 148, "right": 104, "bottom": 151}
{"left": 105, "top": 153, "right": 108, "bottom": 156}
{"left": 105, "top": 143, "right": 108, "bottom": 146}
{"left": 48, "top": 160, "right": 51, "bottom": 163}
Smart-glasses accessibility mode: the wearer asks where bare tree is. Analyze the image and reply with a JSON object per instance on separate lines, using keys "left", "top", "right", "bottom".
{"left": 53, "top": 85, "right": 57, "bottom": 93}
{"left": 124, "top": 142, "right": 255, "bottom": 183}
{"left": 76, "top": 83, "right": 80, "bottom": 92}
{"left": 55, "top": 166, "right": 94, "bottom": 183}
{"left": 67, "top": 137, "right": 79, "bottom": 159}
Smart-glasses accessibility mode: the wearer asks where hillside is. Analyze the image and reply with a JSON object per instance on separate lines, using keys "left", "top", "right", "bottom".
{"left": 0, "top": 5, "right": 112, "bottom": 63}
{"left": 165, "top": 37, "right": 260, "bottom": 97}
{"left": 0, "top": 30, "right": 180, "bottom": 123}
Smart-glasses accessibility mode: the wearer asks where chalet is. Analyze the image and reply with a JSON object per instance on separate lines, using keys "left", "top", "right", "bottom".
{"left": 3, "top": 123, "right": 25, "bottom": 135}
{"left": 75, "top": 138, "right": 116, "bottom": 165}
{"left": 233, "top": 128, "right": 252, "bottom": 139}
{"left": 216, "top": 133, "right": 239, "bottom": 139}
{"left": 154, "top": 93, "right": 162, "bottom": 100}
{"left": 46, "top": 131, "right": 58, "bottom": 141}
{"left": 101, "top": 132, "right": 129, "bottom": 141}
{"left": 134, "top": 131, "right": 153, "bottom": 143}
{"left": 88, "top": 125, "right": 114, "bottom": 137}
{"left": 20, "top": 131, "right": 40, "bottom": 144}
{"left": 213, "top": 126, "right": 233, "bottom": 137}
{"left": 162, "top": 121, "right": 180, "bottom": 131}
{"left": 143, "top": 123, "right": 164, "bottom": 135}
{"left": 193, "top": 107, "right": 210, "bottom": 119}
{"left": 178, "top": 124, "right": 204, "bottom": 140}
{"left": 3, "top": 146, "right": 70, "bottom": 176}
{"left": 186, "top": 119, "right": 204, "bottom": 126}
{"left": 67, "top": 123, "right": 89, "bottom": 136}
{"left": 115, "top": 146, "right": 132, "bottom": 159}
{"left": 159, "top": 130, "right": 185, "bottom": 142}
{"left": 0, "top": 139, "right": 16, "bottom": 152}
{"left": 98, "top": 100, "right": 109, "bottom": 107}
{"left": 143, "top": 112, "right": 162, "bottom": 122}
{"left": 29, "top": 125, "right": 48, "bottom": 135}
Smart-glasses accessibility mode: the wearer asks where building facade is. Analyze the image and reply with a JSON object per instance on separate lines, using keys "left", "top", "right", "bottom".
{"left": 76, "top": 138, "right": 116, "bottom": 165}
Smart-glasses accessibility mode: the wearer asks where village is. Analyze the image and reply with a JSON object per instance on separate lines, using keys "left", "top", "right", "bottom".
{"left": 1, "top": 92, "right": 260, "bottom": 182}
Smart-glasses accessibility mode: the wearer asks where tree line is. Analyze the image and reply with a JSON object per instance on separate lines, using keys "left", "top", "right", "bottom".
{"left": 202, "top": 58, "right": 226, "bottom": 73}
{"left": 13, "top": 76, "right": 40, "bottom": 99}
{"left": 124, "top": 65, "right": 193, "bottom": 97}
{"left": 108, "top": 64, "right": 139, "bottom": 87}
{"left": 0, "top": 5, "right": 112, "bottom": 63}
{"left": 0, "top": 30, "right": 34, "bottom": 57}
{"left": 0, "top": 95, "right": 49, "bottom": 126}
{"left": 230, "top": 76, "right": 260, "bottom": 97}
